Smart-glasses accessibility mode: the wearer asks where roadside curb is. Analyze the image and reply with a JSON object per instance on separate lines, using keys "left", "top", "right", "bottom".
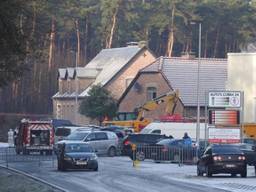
{"left": 0, "top": 165, "right": 69, "bottom": 192}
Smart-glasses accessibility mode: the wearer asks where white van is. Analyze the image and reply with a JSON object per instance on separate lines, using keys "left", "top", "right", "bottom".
{"left": 140, "top": 121, "right": 207, "bottom": 140}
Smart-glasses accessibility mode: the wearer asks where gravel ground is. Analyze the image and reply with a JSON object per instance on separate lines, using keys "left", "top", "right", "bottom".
{"left": 0, "top": 167, "right": 62, "bottom": 192}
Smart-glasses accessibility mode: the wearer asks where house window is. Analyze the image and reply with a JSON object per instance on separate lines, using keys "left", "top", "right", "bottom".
{"left": 147, "top": 87, "right": 157, "bottom": 100}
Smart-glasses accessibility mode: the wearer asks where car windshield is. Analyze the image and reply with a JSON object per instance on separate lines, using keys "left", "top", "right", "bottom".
{"left": 66, "top": 132, "right": 89, "bottom": 141}
{"left": 65, "top": 144, "right": 93, "bottom": 153}
{"left": 212, "top": 146, "right": 242, "bottom": 154}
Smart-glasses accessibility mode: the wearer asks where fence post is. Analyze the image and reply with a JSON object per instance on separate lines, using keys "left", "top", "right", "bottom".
{"left": 5, "top": 148, "right": 8, "bottom": 168}
{"left": 38, "top": 148, "right": 41, "bottom": 167}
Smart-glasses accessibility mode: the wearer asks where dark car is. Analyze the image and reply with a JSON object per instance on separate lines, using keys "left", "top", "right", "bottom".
{"left": 55, "top": 141, "right": 98, "bottom": 171}
{"left": 235, "top": 142, "right": 256, "bottom": 175}
{"left": 152, "top": 139, "right": 197, "bottom": 163}
{"left": 122, "top": 134, "right": 171, "bottom": 160}
{"left": 197, "top": 144, "right": 247, "bottom": 177}
{"left": 101, "top": 126, "right": 126, "bottom": 139}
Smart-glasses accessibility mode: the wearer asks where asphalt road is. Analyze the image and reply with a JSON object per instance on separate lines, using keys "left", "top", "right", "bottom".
{"left": 2, "top": 154, "right": 230, "bottom": 192}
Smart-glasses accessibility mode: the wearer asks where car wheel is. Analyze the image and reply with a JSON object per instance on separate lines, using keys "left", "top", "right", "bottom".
{"left": 197, "top": 166, "right": 203, "bottom": 176}
{"left": 241, "top": 170, "right": 247, "bottom": 178}
{"left": 93, "top": 167, "right": 98, "bottom": 171}
{"left": 206, "top": 166, "right": 212, "bottom": 177}
{"left": 108, "top": 147, "right": 116, "bottom": 157}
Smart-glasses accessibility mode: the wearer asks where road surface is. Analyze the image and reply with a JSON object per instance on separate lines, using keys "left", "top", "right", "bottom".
{"left": 2, "top": 155, "right": 231, "bottom": 192}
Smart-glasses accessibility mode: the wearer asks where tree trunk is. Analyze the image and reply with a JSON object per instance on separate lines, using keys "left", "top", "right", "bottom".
{"left": 213, "top": 27, "right": 220, "bottom": 58}
{"left": 48, "top": 16, "right": 56, "bottom": 70}
{"left": 84, "top": 17, "right": 88, "bottom": 65}
{"left": 75, "top": 19, "right": 81, "bottom": 67}
{"left": 166, "top": 4, "right": 175, "bottom": 57}
{"left": 106, "top": 1, "right": 120, "bottom": 49}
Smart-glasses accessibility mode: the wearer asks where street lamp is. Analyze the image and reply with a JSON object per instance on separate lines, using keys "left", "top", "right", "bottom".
{"left": 70, "top": 50, "right": 78, "bottom": 124}
{"left": 191, "top": 21, "right": 202, "bottom": 146}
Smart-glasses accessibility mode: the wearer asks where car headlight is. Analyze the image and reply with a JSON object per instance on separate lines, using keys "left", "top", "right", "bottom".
{"left": 90, "top": 154, "right": 98, "bottom": 160}
{"left": 64, "top": 156, "right": 72, "bottom": 161}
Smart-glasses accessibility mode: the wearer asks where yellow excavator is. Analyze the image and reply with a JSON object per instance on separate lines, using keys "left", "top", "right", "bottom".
{"left": 103, "top": 90, "right": 180, "bottom": 132}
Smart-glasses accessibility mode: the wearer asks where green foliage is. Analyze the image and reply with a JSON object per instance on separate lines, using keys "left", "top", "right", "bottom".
{"left": 79, "top": 85, "right": 118, "bottom": 123}
{"left": 0, "top": 0, "right": 27, "bottom": 87}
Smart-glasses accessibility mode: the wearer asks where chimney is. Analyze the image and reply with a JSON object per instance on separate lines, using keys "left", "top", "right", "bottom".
{"left": 126, "top": 42, "right": 138, "bottom": 47}
{"left": 126, "top": 41, "right": 148, "bottom": 48}
{"left": 180, "top": 52, "right": 196, "bottom": 59}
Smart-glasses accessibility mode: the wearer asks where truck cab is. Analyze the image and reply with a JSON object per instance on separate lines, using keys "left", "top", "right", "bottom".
{"left": 15, "top": 119, "right": 54, "bottom": 155}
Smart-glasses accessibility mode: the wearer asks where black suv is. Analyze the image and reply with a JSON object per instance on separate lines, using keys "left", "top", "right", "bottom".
{"left": 122, "top": 134, "right": 171, "bottom": 160}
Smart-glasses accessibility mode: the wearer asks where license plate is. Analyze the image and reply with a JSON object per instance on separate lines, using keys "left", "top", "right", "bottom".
{"left": 226, "top": 164, "right": 236, "bottom": 168}
{"left": 76, "top": 161, "right": 87, "bottom": 165}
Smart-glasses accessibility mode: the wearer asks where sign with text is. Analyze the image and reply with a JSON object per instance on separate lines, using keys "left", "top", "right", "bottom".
{"left": 208, "top": 91, "right": 241, "bottom": 108}
{"left": 208, "top": 128, "right": 240, "bottom": 144}
{"left": 208, "top": 110, "right": 240, "bottom": 126}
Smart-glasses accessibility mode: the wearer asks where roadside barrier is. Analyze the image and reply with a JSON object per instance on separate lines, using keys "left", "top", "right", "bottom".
{"left": 131, "top": 145, "right": 199, "bottom": 165}
{"left": 0, "top": 146, "right": 55, "bottom": 167}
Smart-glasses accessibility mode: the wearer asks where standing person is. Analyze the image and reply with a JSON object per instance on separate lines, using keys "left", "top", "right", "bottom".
{"left": 183, "top": 132, "right": 192, "bottom": 146}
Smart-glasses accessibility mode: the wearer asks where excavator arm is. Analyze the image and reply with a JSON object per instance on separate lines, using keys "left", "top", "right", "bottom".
{"left": 136, "top": 90, "right": 179, "bottom": 121}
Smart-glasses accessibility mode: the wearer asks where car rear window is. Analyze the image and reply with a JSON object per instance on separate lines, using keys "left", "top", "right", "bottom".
{"left": 67, "top": 132, "right": 89, "bottom": 141}
{"left": 212, "top": 146, "right": 242, "bottom": 154}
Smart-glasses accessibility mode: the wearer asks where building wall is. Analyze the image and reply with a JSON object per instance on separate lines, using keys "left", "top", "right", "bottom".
{"left": 105, "top": 50, "right": 156, "bottom": 99}
{"left": 227, "top": 53, "right": 256, "bottom": 123}
{"left": 53, "top": 99, "right": 97, "bottom": 125}
{"left": 118, "top": 72, "right": 184, "bottom": 120}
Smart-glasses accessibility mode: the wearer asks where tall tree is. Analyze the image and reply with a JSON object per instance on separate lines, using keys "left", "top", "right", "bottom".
{"left": 0, "top": 0, "right": 27, "bottom": 87}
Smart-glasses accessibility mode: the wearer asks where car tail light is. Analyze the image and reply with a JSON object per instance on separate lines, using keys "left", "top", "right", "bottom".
{"left": 238, "top": 156, "right": 245, "bottom": 161}
{"left": 213, "top": 156, "right": 222, "bottom": 161}
{"left": 162, "top": 146, "right": 168, "bottom": 152}
{"left": 124, "top": 140, "right": 131, "bottom": 146}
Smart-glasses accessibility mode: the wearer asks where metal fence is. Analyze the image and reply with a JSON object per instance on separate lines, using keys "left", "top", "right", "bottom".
{"left": 132, "top": 145, "right": 199, "bottom": 165}
{"left": 0, "top": 147, "right": 56, "bottom": 167}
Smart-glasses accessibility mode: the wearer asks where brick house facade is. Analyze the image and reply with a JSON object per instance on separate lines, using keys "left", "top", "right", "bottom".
{"left": 118, "top": 56, "right": 227, "bottom": 120}
{"left": 52, "top": 45, "right": 156, "bottom": 125}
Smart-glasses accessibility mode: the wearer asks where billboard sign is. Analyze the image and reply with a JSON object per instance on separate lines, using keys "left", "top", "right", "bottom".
{"left": 208, "top": 110, "right": 240, "bottom": 126}
{"left": 208, "top": 91, "right": 241, "bottom": 108}
{"left": 208, "top": 128, "right": 240, "bottom": 144}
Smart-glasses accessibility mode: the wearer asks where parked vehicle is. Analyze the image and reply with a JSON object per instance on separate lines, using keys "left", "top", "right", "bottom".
{"left": 197, "top": 144, "right": 247, "bottom": 177}
{"left": 101, "top": 126, "right": 126, "bottom": 139}
{"left": 55, "top": 126, "right": 96, "bottom": 142}
{"left": 152, "top": 139, "right": 197, "bottom": 163}
{"left": 14, "top": 119, "right": 54, "bottom": 155}
{"left": 55, "top": 141, "right": 98, "bottom": 171}
{"left": 122, "top": 134, "right": 171, "bottom": 160}
{"left": 235, "top": 142, "right": 256, "bottom": 175}
{"left": 141, "top": 122, "right": 206, "bottom": 139}
{"left": 59, "top": 130, "right": 119, "bottom": 157}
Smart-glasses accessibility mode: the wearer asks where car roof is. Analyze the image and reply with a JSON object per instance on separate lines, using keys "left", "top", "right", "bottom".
{"left": 57, "top": 140, "right": 89, "bottom": 145}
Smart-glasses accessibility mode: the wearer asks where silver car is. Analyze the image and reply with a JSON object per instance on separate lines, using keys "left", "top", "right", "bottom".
{"left": 59, "top": 130, "right": 119, "bottom": 157}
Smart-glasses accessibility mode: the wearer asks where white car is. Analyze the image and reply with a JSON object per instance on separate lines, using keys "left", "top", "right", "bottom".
{"left": 58, "top": 130, "right": 119, "bottom": 157}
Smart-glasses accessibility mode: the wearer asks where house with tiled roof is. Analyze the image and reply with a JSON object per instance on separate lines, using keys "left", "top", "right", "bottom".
{"left": 118, "top": 56, "right": 227, "bottom": 120}
{"left": 52, "top": 44, "right": 156, "bottom": 125}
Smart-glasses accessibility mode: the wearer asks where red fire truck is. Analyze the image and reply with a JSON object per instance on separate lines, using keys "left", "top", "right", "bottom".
{"left": 15, "top": 119, "right": 54, "bottom": 155}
